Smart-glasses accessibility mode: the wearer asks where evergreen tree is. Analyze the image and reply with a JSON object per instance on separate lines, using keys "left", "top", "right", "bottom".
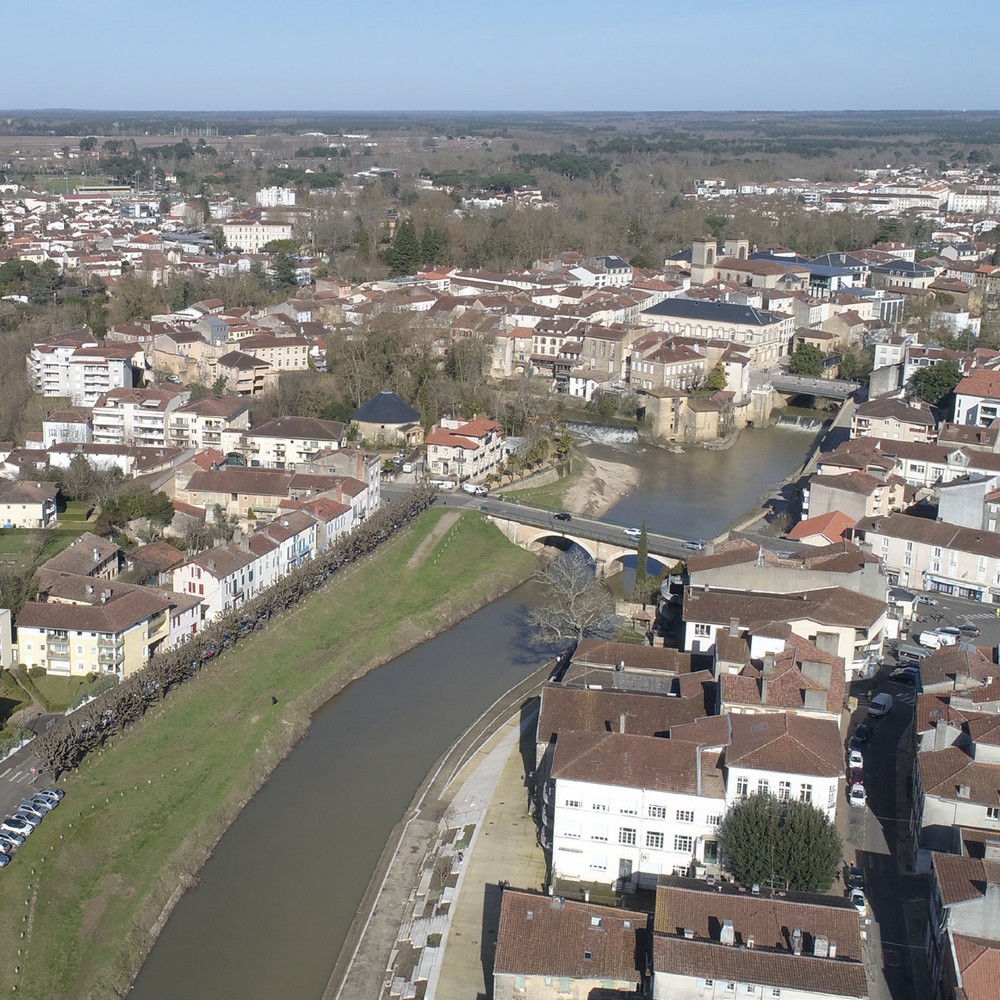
{"left": 718, "top": 793, "right": 842, "bottom": 892}
{"left": 909, "top": 360, "right": 961, "bottom": 407}
{"left": 703, "top": 361, "right": 728, "bottom": 392}
{"left": 384, "top": 218, "right": 422, "bottom": 276}
{"left": 272, "top": 251, "right": 298, "bottom": 290}
{"left": 788, "top": 341, "right": 824, "bottom": 377}
{"left": 633, "top": 521, "right": 649, "bottom": 602}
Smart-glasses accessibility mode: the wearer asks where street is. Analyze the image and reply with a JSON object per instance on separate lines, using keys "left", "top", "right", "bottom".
{"left": 844, "top": 661, "right": 930, "bottom": 1000}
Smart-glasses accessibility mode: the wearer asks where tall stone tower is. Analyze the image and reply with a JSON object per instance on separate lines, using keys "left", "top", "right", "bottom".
{"left": 723, "top": 236, "right": 750, "bottom": 260}
{"left": 691, "top": 238, "right": 717, "bottom": 285}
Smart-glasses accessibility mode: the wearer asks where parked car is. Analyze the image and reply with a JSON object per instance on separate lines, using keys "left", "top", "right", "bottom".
{"left": 0, "top": 818, "right": 33, "bottom": 838}
{"left": 868, "top": 693, "right": 894, "bottom": 718}
{"left": 845, "top": 865, "right": 864, "bottom": 890}
{"left": 24, "top": 796, "right": 55, "bottom": 814}
{"left": 919, "top": 629, "right": 958, "bottom": 650}
{"left": 959, "top": 624, "right": 982, "bottom": 638}
{"left": 939, "top": 626, "right": 963, "bottom": 637}
{"left": 890, "top": 666, "right": 921, "bottom": 686}
{"left": 848, "top": 749, "right": 864, "bottom": 770}
{"left": 19, "top": 800, "right": 49, "bottom": 818}
{"left": 461, "top": 482, "right": 487, "bottom": 496}
{"left": 850, "top": 888, "right": 867, "bottom": 915}
{"left": 896, "top": 643, "right": 932, "bottom": 663}
{"left": 35, "top": 787, "right": 64, "bottom": 802}
{"left": 554, "top": 512, "right": 572, "bottom": 522}
{"left": 0, "top": 832, "right": 24, "bottom": 851}
{"left": 11, "top": 811, "right": 42, "bottom": 829}
{"left": 0, "top": 853, "right": 10, "bottom": 868}
{"left": 849, "top": 783, "right": 867, "bottom": 808}
{"left": 849, "top": 725, "right": 872, "bottom": 750}
{"left": 849, "top": 767, "right": 864, "bottom": 787}
{"left": 915, "top": 594, "right": 939, "bottom": 606}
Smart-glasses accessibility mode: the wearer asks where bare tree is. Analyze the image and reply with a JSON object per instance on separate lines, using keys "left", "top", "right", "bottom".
{"left": 525, "top": 549, "right": 620, "bottom": 645}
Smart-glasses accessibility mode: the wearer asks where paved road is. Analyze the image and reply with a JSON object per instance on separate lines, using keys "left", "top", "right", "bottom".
{"left": 382, "top": 482, "right": 698, "bottom": 558}
{"left": 906, "top": 590, "right": 1000, "bottom": 648}
{"left": 845, "top": 665, "right": 929, "bottom": 1000}
{"left": 0, "top": 714, "right": 60, "bottom": 818}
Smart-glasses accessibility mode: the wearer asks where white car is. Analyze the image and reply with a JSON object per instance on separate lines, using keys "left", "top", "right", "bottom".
{"left": 868, "top": 693, "right": 894, "bottom": 719}
{"left": 622, "top": 528, "right": 642, "bottom": 541}
{"left": 848, "top": 749, "right": 864, "bottom": 770}
{"left": 850, "top": 888, "right": 867, "bottom": 915}
{"left": 849, "top": 783, "right": 867, "bottom": 808}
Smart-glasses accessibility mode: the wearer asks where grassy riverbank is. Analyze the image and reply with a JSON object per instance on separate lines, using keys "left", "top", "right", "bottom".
{"left": 0, "top": 510, "right": 535, "bottom": 999}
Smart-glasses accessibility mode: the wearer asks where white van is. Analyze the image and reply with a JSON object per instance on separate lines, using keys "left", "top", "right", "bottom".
{"left": 918, "top": 629, "right": 958, "bottom": 650}
{"left": 868, "top": 693, "right": 894, "bottom": 718}
{"left": 461, "top": 482, "right": 487, "bottom": 496}
{"left": 429, "top": 479, "right": 456, "bottom": 491}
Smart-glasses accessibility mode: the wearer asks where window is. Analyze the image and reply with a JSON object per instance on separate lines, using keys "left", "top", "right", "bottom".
{"left": 674, "top": 834, "right": 693, "bottom": 853}
{"left": 778, "top": 781, "right": 791, "bottom": 801}
{"left": 646, "top": 831, "right": 664, "bottom": 849}
{"left": 757, "top": 779, "right": 770, "bottom": 795}
{"left": 620, "top": 804, "right": 638, "bottom": 816}
{"left": 694, "top": 623, "right": 713, "bottom": 637}
{"left": 648, "top": 804, "right": 667, "bottom": 819}
{"left": 828, "top": 785, "right": 837, "bottom": 808}
{"left": 593, "top": 803, "right": 608, "bottom": 812}
{"left": 771, "top": 990, "right": 782, "bottom": 997}
{"left": 987, "top": 806, "right": 1000, "bottom": 821}
{"left": 619, "top": 827, "right": 636, "bottom": 846}
{"left": 676, "top": 809, "right": 695, "bottom": 823}
{"left": 564, "top": 799, "right": 582, "bottom": 809}
{"left": 707, "top": 814, "right": 722, "bottom": 828}
{"left": 736, "top": 776, "right": 749, "bottom": 797}
{"left": 799, "top": 784, "right": 813, "bottom": 803}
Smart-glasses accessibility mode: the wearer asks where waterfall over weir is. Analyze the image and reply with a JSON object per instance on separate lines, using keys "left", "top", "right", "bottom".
{"left": 563, "top": 420, "right": 639, "bottom": 445}
{"left": 775, "top": 413, "right": 827, "bottom": 432}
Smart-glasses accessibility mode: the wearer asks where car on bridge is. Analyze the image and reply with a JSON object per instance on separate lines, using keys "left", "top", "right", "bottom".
{"left": 622, "top": 528, "right": 641, "bottom": 541}
{"left": 683, "top": 539, "right": 707, "bottom": 552}
{"left": 554, "top": 512, "right": 572, "bottom": 522}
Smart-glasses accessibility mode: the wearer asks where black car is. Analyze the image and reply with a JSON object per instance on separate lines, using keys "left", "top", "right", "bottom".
{"left": 849, "top": 724, "right": 872, "bottom": 750}
{"left": 554, "top": 512, "right": 572, "bottom": 521}
{"left": 845, "top": 865, "right": 864, "bottom": 890}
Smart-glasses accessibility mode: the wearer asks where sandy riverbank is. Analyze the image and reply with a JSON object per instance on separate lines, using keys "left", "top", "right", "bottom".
{"left": 562, "top": 449, "right": 640, "bottom": 518}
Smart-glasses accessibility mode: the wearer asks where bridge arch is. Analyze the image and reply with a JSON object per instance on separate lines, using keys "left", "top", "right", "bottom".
{"left": 518, "top": 526, "right": 600, "bottom": 564}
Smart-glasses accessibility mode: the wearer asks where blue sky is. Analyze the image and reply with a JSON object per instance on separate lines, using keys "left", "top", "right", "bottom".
{"left": 4, "top": 0, "right": 998, "bottom": 112}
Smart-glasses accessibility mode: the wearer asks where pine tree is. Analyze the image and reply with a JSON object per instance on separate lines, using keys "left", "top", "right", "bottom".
{"left": 385, "top": 218, "right": 421, "bottom": 276}
{"left": 633, "top": 521, "right": 649, "bottom": 602}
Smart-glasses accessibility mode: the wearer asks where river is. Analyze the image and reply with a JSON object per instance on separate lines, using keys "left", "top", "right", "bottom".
{"left": 129, "top": 421, "right": 819, "bottom": 999}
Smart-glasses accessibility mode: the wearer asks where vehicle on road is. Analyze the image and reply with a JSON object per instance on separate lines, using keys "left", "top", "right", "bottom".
{"left": 1, "top": 818, "right": 33, "bottom": 838}
{"left": 849, "top": 724, "right": 872, "bottom": 750}
{"left": 959, "top": 624, "right": 982, "bottom": 638}
{"left": 683, "top": 539, "right": 707, "bottom": 552}
{"left": 939, "top": 626, "right": 963, "bottom": 637}
{"left": 918, "top": 629, "right": 958, "bottom": 650}
{"left": 401, "top": 462, "right": 414, "bottom": 474}
{"left": 845, "top": 865, "right": 864, "bottom": 890}
{"left": 554, "top": 512, "right": 572, "bottom": 522}
{"left": 890, "top": 666, "right": 921, "bottom": 686}
{"left": 848, "top": 749, "right": 864, "bottom": 770}
{"left": 849, "top": 783, "right": 867, "bottom": 808}
{"left": 868, "top": 693, "right": 894, "bottom": 718}
{"left": 429, "top": 479, "right": 456, "bottom": 491}
{"left": 622, "top": 528, "right": 642, "bottom": 541}
{"left": 850, "top": 888, "right": 867, "bottom": 914}
{"left": 915, "top": 595, "right": 939, "bottom": 606}
{"left": 461, "top": 482, "right": 487, "bottom": 496}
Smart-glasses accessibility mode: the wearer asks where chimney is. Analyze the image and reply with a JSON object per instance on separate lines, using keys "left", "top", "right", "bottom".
{"left": 763, "top": 653, "right": 775, "bottom": 673}
{"left": 829, "top": 941, "right": 837, "bottom": 959}
{"left": 619, "top": 713, "right": 627, "bottom": 734}
{"left": 729, "top": 617, "right": 740, "bottom": 638}
{"left": 813, "top": 935, "right": 829, "bottom": 958}
{"left": 792, "top": 928, "right": 803, "bottom": 956}
{"left": 761, "top": 676, "right": 768, "bottom": 705}
{"left": 746, "top": 935, "right": 755, "bottom": 950}
{"left": 93, "top": 548, "right": 99, "bottom": 561}
{"left": 719, "top": 920, "right": 735, "bottom": 946}
{"left": 683, "top": 928, "right": 694, "bottom": 940}
{"left": 934, "top": 720, "right": 950, "bottom": 751}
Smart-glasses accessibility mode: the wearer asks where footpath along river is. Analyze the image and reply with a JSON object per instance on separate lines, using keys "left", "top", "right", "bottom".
{"left": 129, "top": 422, "right": 818, "bottom": 1000}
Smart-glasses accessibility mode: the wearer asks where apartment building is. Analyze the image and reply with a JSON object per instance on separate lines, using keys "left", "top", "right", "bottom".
{"left": 426, "top": 417, "right": 505, "bottom": 482}
{"left": 228, "top": 415, "right": 345, "bottom": 469}
{"left": 92, "top": 387, "right": 189, "bottom": 447}
{"left": 167, "top": 395, "right": 251, "bottom": 452}
{"left": 27, "top": 334, "right": 139, "bottom": 406}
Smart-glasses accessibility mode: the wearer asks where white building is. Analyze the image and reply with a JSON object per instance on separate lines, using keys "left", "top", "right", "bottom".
{"left": 92, "top": 387, "right": 189, "bottom": 447}
{"left": 166, "top": 395, "right": 251, "bottom": 453}
{"left": 255, "top": 186, "right": 296, "bottom": 207}
{"left": 545, "top": 731, "right": 726, "bottom": 889}
{"left": 27, "top": 335, "right": 139, "bottom": 407}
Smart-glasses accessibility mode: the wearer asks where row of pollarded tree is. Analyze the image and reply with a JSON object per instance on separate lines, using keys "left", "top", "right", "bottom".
{"left": 33, "top": 486, "right": 437, "bottom": 777}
